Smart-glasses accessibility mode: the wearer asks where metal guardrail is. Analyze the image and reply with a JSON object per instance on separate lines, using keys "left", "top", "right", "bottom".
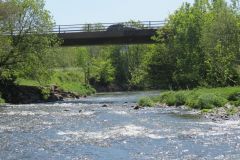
{"left": 52, "top": 21, "right": 166, "bottom": 34}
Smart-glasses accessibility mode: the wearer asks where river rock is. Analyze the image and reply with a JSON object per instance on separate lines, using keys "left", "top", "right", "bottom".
{"left": 102, "top": 104, "right": 108, "bottom": 107}
{"left": 134, "top": 106, "right": 141, "bottom": 110}
{"left": 221, "top": 115, "right": 230, "bottom": 120}
{"left": 48, "top": 93, "right": 64, "bottom": 102}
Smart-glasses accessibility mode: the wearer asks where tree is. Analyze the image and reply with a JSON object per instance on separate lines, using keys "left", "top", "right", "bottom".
{"left": 0, "top": 0, "right": 59, "bottom": 84}
{"left": 77, "top": 47, "right": 91, "bottom": 84}
{"left": 201, "top": 0, "right": 240, "bottom": 86}
{"left": 150, "top": 0, "right": 240, "bottom": 89}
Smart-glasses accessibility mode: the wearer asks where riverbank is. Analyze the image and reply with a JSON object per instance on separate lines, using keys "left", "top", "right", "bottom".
{"left": 138, "top": 87, "right": 240, "bottom": 121}
{"left": 0, "top": 84, "right": 94, "bottom": 104}
{"left": 0, "top": 70, "right": 96, "bottom": 104}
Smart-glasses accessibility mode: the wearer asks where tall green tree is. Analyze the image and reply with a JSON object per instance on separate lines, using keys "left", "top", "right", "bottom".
{"left": 0, "top": 0, "right": 59, "bottom": 84}
{"left": 201, "top": 0, "right": 240, "bottom": 86}
{"left": 150, "top": 0, "right": 240, "bottom": 89}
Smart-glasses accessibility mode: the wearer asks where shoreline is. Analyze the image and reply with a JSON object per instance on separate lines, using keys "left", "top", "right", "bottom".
{"left": 138, "top": 87, "right": 240, "bottom": 122}
{"left": 153, "top": 103, "right": 240, "bottom": 122}
{"left": 0, "top": 85, "right": 93, "bottom": 104}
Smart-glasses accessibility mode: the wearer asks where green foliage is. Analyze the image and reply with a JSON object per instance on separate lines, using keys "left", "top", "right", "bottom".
{"left": 195, "top": 93, "right": 227, "bottom": 109}
{"left": 138, "top": 97, "right": 154, "bottom": 107}
{"left": 17, "top": 69, "right": 96, "bottom": 96}
{"left": 159, "top": 91, "right": 177, "bottom": 106}
{"left": 150, "top": 0, "right": 240, "bottom": 89}
{"left": 1, "top": 0, "right": 240, "bottom": 99}
{"left": 40, "top": 87, "right": 50, "bottom": 100}
{"left": 175, "top": 91, "right": 188, "bottom": 106}
{"left": 0, "top": 0, "right": 59, "bottom": 87}
{"left": 228, "top": 91, "right": 240, "bottom": 106}
{"left": 152, "top": 87, "right": 240, "bottom": 109}
{"left": 185, "top": 92, "right": 200, "bottom": 108}
{"left": 111, "top": 44, "right": 152, "bottom": 89}
{"left": 232, "top": 100, "right": 240, "bottom": 106}
{"left": 228, "top": 92, "right": 240, "bottom": 101}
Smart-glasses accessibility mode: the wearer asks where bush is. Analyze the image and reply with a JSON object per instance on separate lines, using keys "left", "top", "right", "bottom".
{"left": 138, "top": 97, "right": 154, "bottom": 107}
{"left": 228, "top": 92, "right": 240, "bottom": 101}
{"left": 40, "top": 87, "right": 51, "bottom": 100}
{"left": 232, "top": 100, "right": 240, "bottom": 107}
{"left": 175, "top": 91, "right": 188, "bottom": 106}
{"left": 185, "top": 92, "right": 200, "bottom": 108}
{"left": 146, "top": 87, "right": 240, "bottom": 109}
{"left": 159, "top": 91, "right": 176, "bottom": 106}
{"left": 194, "top": 93, "right": 227, "bottom": 109}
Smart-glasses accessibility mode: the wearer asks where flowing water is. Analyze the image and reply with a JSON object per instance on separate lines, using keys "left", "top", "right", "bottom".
{"left": 1, "top": 91, "right": 240, "bottom": 160}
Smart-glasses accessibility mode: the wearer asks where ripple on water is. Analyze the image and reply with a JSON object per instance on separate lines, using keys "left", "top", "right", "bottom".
{"left": 110, "top": 110, "right": 129, "bottom": 115}
{"left": 1, "top": 91, "right": 240, "bottom": 160}
{"left": 57, "top": 124, "right": 163, "bottom": 144}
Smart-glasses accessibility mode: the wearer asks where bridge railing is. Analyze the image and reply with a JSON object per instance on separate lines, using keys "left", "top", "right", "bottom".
{"left": 52, "top": 21, "right": 166, "bottom": 34}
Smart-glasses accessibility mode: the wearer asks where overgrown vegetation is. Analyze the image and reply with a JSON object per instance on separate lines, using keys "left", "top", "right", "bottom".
{"left": 139, "top": 87, "right": 240, "bottom": 109}
{"left": 17, "top": 69, "right": 96, "bottom": 96}
{"left": 138, "top": 97, "right": 154, "bottom": 107}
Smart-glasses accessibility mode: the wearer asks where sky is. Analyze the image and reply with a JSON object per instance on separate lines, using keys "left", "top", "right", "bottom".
{"left": 45, "top": 0, "right": 196, "bottom": 25}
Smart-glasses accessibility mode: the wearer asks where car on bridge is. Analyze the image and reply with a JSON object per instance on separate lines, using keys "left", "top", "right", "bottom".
{"left": 107, "top": 23, "right": 138, "bottom": 32}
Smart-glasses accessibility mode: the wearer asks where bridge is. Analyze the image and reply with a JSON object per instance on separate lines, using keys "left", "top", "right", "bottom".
{"left": 52, "top": 21, "right": 165, "bottom": 46}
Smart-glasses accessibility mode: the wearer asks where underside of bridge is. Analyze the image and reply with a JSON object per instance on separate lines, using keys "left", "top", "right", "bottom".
{"left": 58, "top": 29, "right": 158, "bottom": 46}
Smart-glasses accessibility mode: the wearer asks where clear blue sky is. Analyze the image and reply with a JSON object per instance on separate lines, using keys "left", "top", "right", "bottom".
{"left": 45, "top": 0, "right": 195, "bottom": 25}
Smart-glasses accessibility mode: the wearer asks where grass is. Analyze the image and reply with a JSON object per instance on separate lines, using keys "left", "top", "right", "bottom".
{"left": 138, "top": 97, "right": 154, "bottom": 107}
{"left": 16, "top": 69, "right": 96, "bottom": 96}
{"left": 138, "top": 87, "right": 240, "bottom": 110}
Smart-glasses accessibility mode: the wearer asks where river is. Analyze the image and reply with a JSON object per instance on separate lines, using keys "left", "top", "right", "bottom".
{"left": 0, "top": 91, "right": 240, "bottom": 160}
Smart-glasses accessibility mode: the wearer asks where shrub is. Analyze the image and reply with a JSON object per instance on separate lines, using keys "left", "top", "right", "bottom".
{"left": 228, "top": 92, "right": 240, "bottom": 101}
{"left": 40, "top": 87, "right": 51, "bottom": 100}
{"left": 185, "top": 92, "right": 200, "bottom": 108}
{"left": 159, "top": 91, "right": 176, "bottom": 106}
{"left": 195, "top": 93, "right": 227, "bottom": 109}
{"left": 232, "top": 100, "right": 240, "bottom": 107}
{"left": 175, "top": 91, "right": 188, "bottom": 106}
{"left": 138, "top": 97, "right": 154, "bottom": 107}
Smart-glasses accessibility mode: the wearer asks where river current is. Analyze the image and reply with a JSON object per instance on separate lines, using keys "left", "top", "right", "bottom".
{"left": 0, "top": 91, "right": 240, "bottom": 160}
